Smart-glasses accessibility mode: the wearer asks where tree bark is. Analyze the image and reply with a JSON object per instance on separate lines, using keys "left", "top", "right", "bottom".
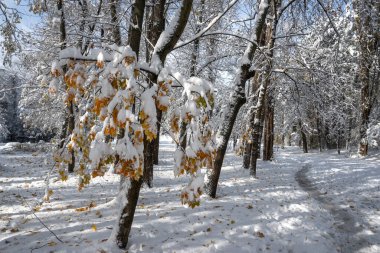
{"left": 78, "top": 0, "right": 88, "bottom": 52}
{"left": 115, "top": 178, "right": 143, "bottom": 248}
{"left": 110, "top": 0, "right": 121, "bottom": 45}
{"left": 249, "top": 74, "right": 270, "bottom": 177}
{"left": 353, "top": 0, "right": 375, "bottom": 156}
{"left": 243, "top": 141, "right": 252, "bottom": 169}
{"left": 146, "top": 0, "right": 166, "bottom": 166}
{"left": 205, "top": 0, "right": 269, "bottom": 197}
{"left": 205, "top": 93, "right": 246, "bottom": 196}
{"left": 67, "top": 102, "right": 75, "bottom": 172}
{"left": 243, "top": 74, "right": 260, "bottom": 168}
{"left": 263, "top": 90, "right": 274, "bottom": 161}
{"left": 57, "top": 0, "right": 75, "bottom": 173}
{"left": 337, "top": 130, "right": 341, "bottom": 155}
{"left": 299, "top": 120, "right": 308, "bottom": 153}
{"left": 249, "top": 0, "right": 281, "bottom": 177}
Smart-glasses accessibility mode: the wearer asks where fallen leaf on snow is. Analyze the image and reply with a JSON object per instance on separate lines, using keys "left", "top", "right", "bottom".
{"left": 48, "top": 241, "right": 57, "bottom": 246}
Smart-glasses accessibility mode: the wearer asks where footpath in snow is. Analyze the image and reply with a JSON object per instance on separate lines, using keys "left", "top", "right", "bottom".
{"left": 0, "top": 140, "right": 379, "bottom": 253}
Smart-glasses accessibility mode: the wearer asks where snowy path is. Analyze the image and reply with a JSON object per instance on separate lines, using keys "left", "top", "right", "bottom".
{"left": 299, "top": 151, "right": 380, "bottom": 253}
{"left": 296, "top": 164, "right": 371, "bottom": 253}
{"left": 0, "top": 142, "right": 379, "bottom": 253}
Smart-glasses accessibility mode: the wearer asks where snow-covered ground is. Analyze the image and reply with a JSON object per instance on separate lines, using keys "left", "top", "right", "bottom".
{"left": 0, "top": 139, "right": 379, "bottom": 253}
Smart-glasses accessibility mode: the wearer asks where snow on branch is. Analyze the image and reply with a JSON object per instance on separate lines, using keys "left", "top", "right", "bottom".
{"left": 152, "top": 0, "right": 193, "bottom": 68}
{"left": 173, "top": 0, "right": 240, "bottom": 51}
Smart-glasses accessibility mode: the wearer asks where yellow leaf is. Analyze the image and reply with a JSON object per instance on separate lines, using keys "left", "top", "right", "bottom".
{"left": 91, "top": 224, "right": 97, "bottom": 231}
{"left": 48, "top": 241, "right": 57, "bottom": 246}
{"left": 75, "top": 206, "right": 89, "bottom": 212}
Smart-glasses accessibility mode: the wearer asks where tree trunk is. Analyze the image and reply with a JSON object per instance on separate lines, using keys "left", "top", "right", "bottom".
{"left": 248, "top": 0, "right": 281, "bottom": 177}
{"left": 78, "top": 0, "right": 89, "bottom": 53}
{"left": 249, "top": 74, "right": 270, "bottom": 177}
{"left": 205, "top": 93, "right": 246, "bottom": 197}
{"left": 58, "top": 115, "right": 68, "bottom": 149}
{"left": 299, "top": 120, "right": 308, "bottom": 153}
{"left": 110, "top": 0, "right": 122, "bottom": 46}
{"left": 67, "top": 101, "right": 75, "bottom": 173}
{"left": 263, "top": 91, "right": 274, "bottom": 161}
{"left": 280, "top": 111, "right": 285, "bottom": 149}
{"left": 345, "top": 115, "right": 352, "bottom": 151}
{"left": 243, "top": 141, "right": 252, "bottom": 169}
{"left": 179, "top": 114, "right": 187, "bottom": 151}
{"left": 316, "top": 114, "right": 323, "bottom": 152}
{"left": 114, "top": 0, "right": 145, "bottom": 248}
{"left": 58, "top": 0, "right": 66, "bottom": 50}
{"left": 115, "top": 178, "right": 143, "bottom": 248}
{"left": 256, "top": 94, "right": 267, "bottom": 159}
{"left": 337, "top": 130, "right": 341, "bottom": 155}
{"left": 57, "top": 0, "right": 75, "bottom": 173}
{"left": 146, "top": 0, "right": 166, "bottom": 166}
{"left": 204, "top": 0, "right": 269, "bottom": 197}
{"left": 149, "top": 0, "right": 193, "bottom": 175}
{"left": 353, "top": 0, "right": 375, "bottom": 156}
{"left": 143, "top": 135, "right": 154, "bottom": 188}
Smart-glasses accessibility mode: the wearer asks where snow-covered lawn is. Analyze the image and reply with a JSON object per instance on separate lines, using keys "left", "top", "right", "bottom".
{"left": 0, "top": 140, "right": 379, "bottom": 253}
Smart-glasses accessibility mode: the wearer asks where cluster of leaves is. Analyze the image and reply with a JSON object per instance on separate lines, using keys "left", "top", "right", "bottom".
{"left": 47, "top": 45, "right": 215, "bottom": 206}
{"left": 171, "top": 77, "right": 216, "bottom": 207}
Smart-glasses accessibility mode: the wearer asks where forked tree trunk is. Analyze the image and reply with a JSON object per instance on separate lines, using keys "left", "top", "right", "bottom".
{"left": 204, "top": 0, "right": 269, "bottom": 197}
{"left": 146, "top": 0, "right": 193, "bottom": 183}
{"left": 152, "top": 0, "right": 193, "bottom": 165}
